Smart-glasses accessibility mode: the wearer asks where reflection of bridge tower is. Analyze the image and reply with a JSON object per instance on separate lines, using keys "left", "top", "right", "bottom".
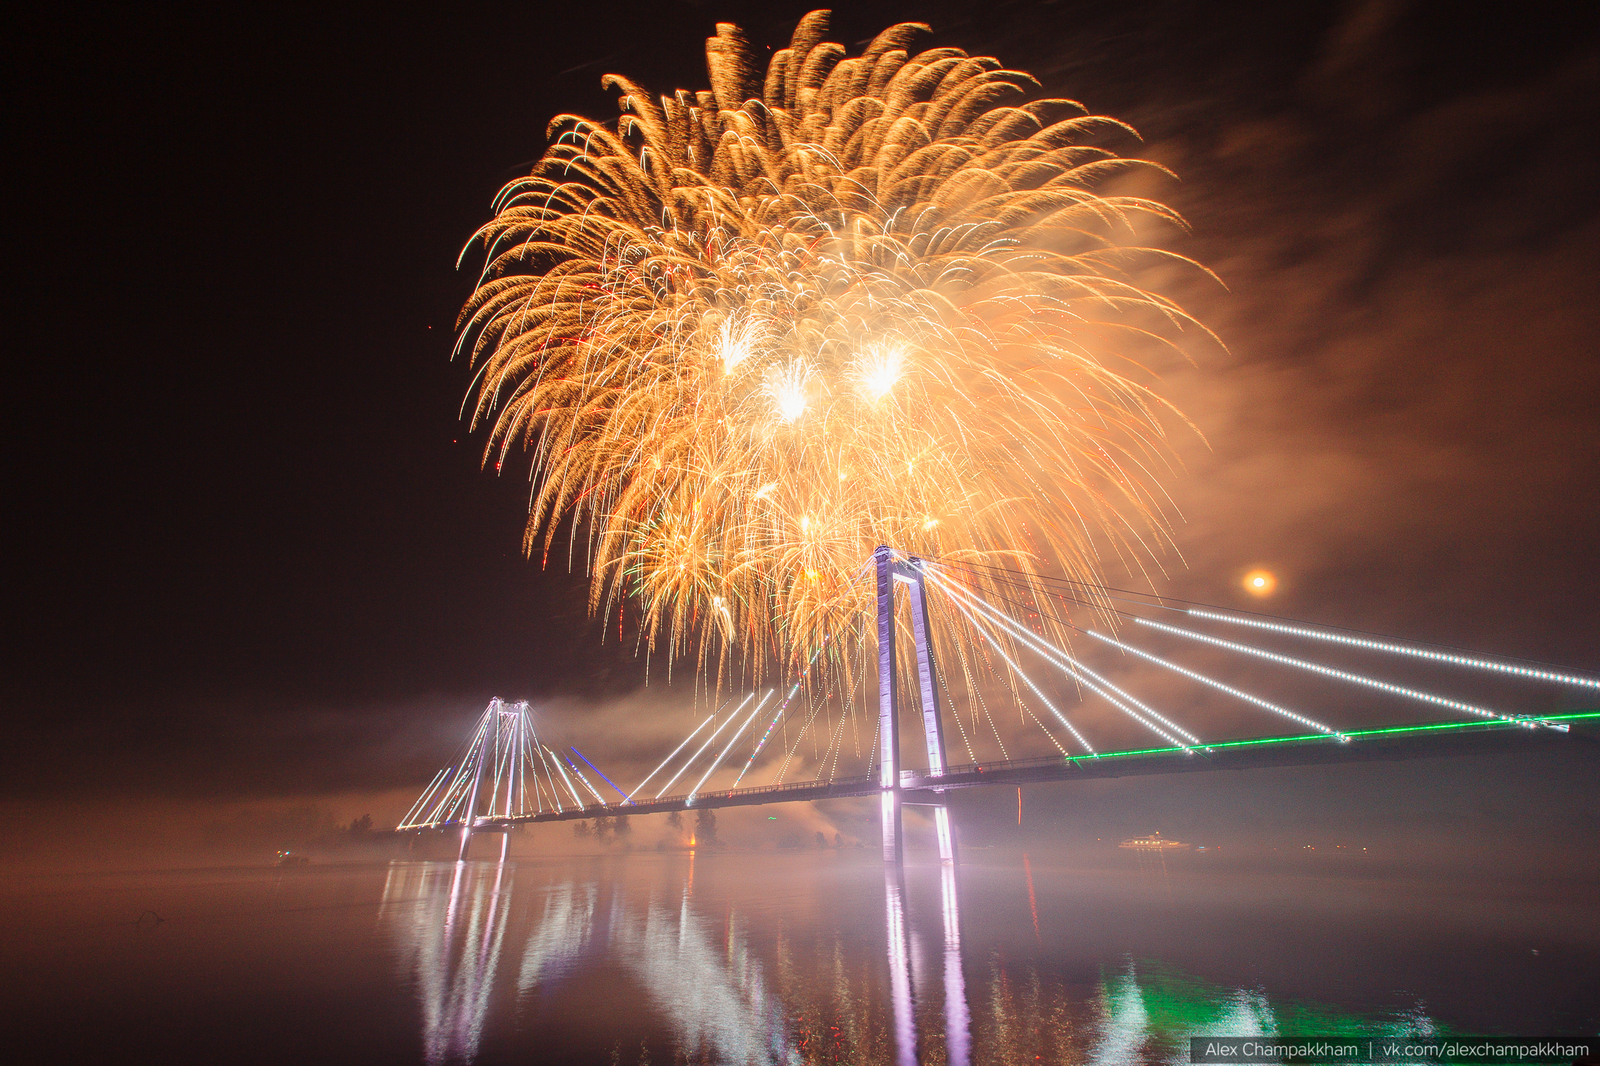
{"left": 379, "top": 862, "right": 515, "bottom": 1065}
{"left": 876, "top": 546, "right": 959, "bottom": 865}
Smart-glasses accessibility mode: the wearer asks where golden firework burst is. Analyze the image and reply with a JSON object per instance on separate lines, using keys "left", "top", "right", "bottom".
{"left": 457, "top": 11, "right": 1217, "bottom": 700}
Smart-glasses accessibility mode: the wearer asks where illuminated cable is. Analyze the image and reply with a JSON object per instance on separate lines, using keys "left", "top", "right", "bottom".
{"left": 1187, "top": 608, "right": 1600, "bottom": 689}
{"left": 571, "top": 747, "right": 626, "bottom": 800}
{"left": 937, "top": 583, "right": 1095, "bottom": 754}
{"left": 929, "top": 570, "right": 1198, "bottom": 749}
{"left": 400, "top": 766, "right": 450, "bottom": 828}
{"left": 626, "top": 712, "right": 716, "bottom": 801}
{"left": 656, "top": 692, "right": 754, "bottom": 799}
{"left": 689, "top": 691, "right": 772, "bottom": 801}
{"left": 1138, "top": 618, "right": 1536, "bottom": 727}
{"left": 564, "top": 754, "right": 610, "bottom": 806}
{"left": 532, "top": 733, "right": 564, "bottom": 813}
{"left": 1085, "top": 629, "right": 1344, "bottom": 739}
{"left": 545, "top": 744, "right": 587, "bottom": 810}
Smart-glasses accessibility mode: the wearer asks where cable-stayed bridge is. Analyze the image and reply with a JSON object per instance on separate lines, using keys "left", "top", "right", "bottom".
{"left": 396, "top": 548, "right": 1598, "bottom": 864}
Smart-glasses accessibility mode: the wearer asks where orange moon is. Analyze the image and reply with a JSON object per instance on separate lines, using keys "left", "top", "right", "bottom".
{"left": 1242, "top": 569, "right": 1278, "bottom": 597}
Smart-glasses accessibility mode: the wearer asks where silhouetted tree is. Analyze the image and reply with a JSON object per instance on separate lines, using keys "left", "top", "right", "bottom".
{"left": 814, "top": 831, "right": 828, "bottom": 849}
{"left": 694, "top": 808, "right": 718, "bottom": 846}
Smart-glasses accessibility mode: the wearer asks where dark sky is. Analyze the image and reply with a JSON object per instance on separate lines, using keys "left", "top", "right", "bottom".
{"left": 8, "top": 1, "right": 1599, "bottom": 848}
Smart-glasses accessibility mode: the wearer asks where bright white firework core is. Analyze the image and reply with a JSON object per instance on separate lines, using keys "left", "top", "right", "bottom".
{"left": 857, "top": 343, "right": 904, "bottom": 400}
{"left": 767, "top": 362, "right": 810, "bottom": 422}
{"left": 716, "top": 316, "right": 758, "bottom": 372}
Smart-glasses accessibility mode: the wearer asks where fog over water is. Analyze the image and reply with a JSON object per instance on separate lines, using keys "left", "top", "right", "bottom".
{"left": 8, "top": 3, "right": 1600, "bottom": 1061}
{"left": 5, "top": 848, "right": 1595, "bottom": 1064}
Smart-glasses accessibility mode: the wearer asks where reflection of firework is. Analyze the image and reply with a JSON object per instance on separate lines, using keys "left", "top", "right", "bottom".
{"left": 458, "top": 11, "right": 1216, "bottom": 690}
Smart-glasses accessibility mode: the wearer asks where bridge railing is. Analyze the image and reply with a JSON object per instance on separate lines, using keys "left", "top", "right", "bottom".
{"left": 899, "top": 752, "right": 1080, "bottom": 783}
{"left": 637, "top": 772, "right": 879, "bottom": 810}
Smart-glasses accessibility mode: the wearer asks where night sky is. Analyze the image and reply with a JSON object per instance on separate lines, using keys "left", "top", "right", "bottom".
{"left": 9, "top": 1, "right": 1599, "bottom": 860}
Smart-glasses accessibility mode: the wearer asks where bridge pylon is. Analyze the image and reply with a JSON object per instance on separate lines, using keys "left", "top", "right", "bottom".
{"left": 876, "top": 546, "right": 959, "bottom": 866}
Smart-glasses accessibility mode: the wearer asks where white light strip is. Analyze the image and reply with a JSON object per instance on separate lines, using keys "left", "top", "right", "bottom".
{"left": 934, "top": 581, "right": 1095, "bottom": 754}
{"left": 688, "top": 691, "right": 772, "bottom": 801}
{"left": 1139, "top": 617, "right": 1532, "bottom": 727}
{"left": 1086, "top": 629, "right": 1344, "bottom": 738}
{"left": 400, "top": 766, "right": 451, "bottom": 828}
{"left": 564, "top": 755, "right": 609, "bottom": 807}
{"left": 928, "top": 571, "right": 1199, "bottom": 749}
{"left": 931, "top": 574, "right": 1180, "bottom": 747}
{"left": 1188, "top": 608, "right": 1600, "bottom": 690}
{"left": 546, "top": 744, "right": 587, "bottom": 810}
{"left": 532, "top": 732, "right": 563, "bottom": 813}
{"left": 625, "top": 712, "right": 716, "bottom": 802}
{"left": 656, "top": 692, "right": 754, "bottom": 799}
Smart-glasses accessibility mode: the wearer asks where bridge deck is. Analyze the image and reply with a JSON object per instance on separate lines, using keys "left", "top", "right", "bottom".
{"left": 416, "top": 711, "right": 1597, "bottom": 831}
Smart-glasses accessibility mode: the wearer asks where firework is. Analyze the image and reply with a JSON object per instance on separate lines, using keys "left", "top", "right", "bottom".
{"left": 456, "top": 11, "right": 1216, "bottom": 697}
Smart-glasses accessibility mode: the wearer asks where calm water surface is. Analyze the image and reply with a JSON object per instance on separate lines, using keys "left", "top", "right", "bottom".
{"left": 4, "top": 851, "right": 1595, "bottom": 1064}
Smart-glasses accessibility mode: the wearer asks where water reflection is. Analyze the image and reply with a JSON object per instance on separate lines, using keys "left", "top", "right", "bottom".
{"left": 613, "top": 892, "right": 796, "bottom": 1064}
{"left": 940, "top": 864, "right": 972, "bottom": 1066}
{"left": 379, "top": 862, "right": 515, "bottom": 1065}
{"left": 515, "top": 881, "right": 595, "bottom": 994}
{"left": 883, "top": 868, "right": 917, "bottom": 1066}
{"left": 377, "top": 858, "right": 1451, "bottom": 1065}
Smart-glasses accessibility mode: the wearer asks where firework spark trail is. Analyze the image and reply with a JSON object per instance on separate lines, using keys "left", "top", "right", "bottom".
{"left": 457, "top": 10, "right": 1216, "bottom": 696}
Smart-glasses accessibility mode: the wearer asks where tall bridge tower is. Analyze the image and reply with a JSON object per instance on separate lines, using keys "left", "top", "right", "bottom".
{"left": 876, "top": 546, "right": 958, "bottom": 865}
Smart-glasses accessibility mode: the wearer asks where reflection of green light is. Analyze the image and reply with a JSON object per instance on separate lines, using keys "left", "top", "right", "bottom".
{"left": 1123, "top": 958, "right": 1466, "bottom": 1051}
{"left": 1063, "top": 710, "right": 1600, "bottom": 767}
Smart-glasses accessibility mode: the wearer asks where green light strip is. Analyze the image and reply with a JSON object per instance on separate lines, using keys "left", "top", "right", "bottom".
{"left": 1062, "top": 710, "right": 1600, "bottom": 766}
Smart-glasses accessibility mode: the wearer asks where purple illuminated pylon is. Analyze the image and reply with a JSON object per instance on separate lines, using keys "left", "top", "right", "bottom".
{"left": 876, "top": 546, "right": 959, "bottom": 866}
